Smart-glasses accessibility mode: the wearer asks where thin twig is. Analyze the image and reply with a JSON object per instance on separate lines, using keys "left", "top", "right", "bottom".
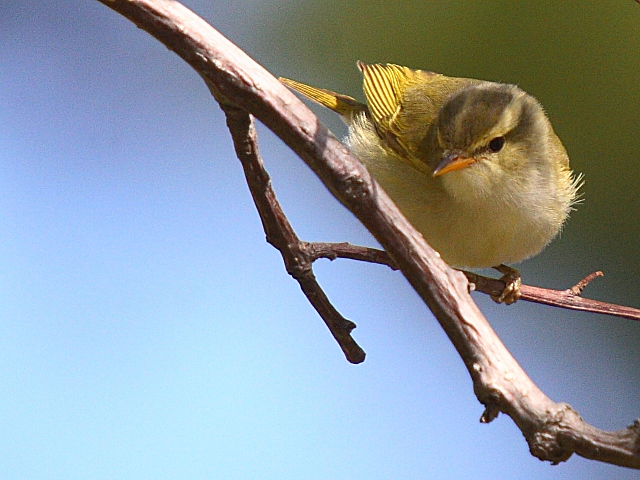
{"left": 464, "top": 271, "right": 640, "bottom": 322}
{"left": 305, "top": 241, "right": 399, "bottom": 270}
{"left": 221, "top": 104, "right": 365, "bottom": 364}
{"left": 569, "top": 271, "right": 604, "bottom": 296}
{"left": 308, "top": 243, "right": 640, "bottom": 322}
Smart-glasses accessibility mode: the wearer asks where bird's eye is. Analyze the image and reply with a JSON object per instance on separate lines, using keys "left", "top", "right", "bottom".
{"left": 488, "top": 136, "right": 505, "bottom": 153}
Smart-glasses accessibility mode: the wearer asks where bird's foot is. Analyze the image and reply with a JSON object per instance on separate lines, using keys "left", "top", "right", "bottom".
{"left": 491, "top": 264, "right": 522, "bottom": 305}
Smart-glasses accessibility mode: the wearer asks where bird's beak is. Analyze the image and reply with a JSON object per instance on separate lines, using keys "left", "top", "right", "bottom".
{"left": 433, "top": 152, "right": 477, "bottom": 177}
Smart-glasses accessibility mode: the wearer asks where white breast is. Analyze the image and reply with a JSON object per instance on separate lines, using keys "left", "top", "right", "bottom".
{"left": 346, "top": 118, "right": 574, "bottom": 269}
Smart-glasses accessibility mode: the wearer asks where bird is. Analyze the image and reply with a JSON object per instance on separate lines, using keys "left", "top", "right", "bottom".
{"left": 280, "top": 62, "right": 581, "bottom": 304}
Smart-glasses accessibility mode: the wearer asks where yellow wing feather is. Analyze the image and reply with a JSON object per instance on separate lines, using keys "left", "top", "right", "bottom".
{"left": 357, "top": 62, "right": 413, "bottom": 126}
{"left": 279, "top": 77, "right": 366, "bottom": 119}
{"left": 280, "top": 63, "right": 472, "bottom": 173}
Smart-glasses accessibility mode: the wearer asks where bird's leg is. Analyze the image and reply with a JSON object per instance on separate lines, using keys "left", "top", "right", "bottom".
{"left": 491, "top": 264, "right": 522, "bottom": 305}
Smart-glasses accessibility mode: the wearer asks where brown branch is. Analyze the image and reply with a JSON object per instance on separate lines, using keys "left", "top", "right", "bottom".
{"left": 309, "top": 244, "right": 640, "bottom": 322}
{"left": 221, "top": 103, "right": 365, "bottom": 364}
{"left": 569, "top": 271, "right": 604, "bottom": 295}
{"left": 96, "top": 0, "right": 640, "bottom": 469}
{"left": 464, "top": 270, "right": 640, "bottom": 322}
{"left": 305, "top": 242, "right": 400, "bottom": 270}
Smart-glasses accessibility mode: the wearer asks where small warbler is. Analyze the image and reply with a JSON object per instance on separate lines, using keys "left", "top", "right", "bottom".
{"left": 280, "top": 62, "right": 581, "bottom": 303}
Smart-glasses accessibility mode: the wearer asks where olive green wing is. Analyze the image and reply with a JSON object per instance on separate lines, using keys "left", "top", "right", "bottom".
{"left": 358, "top": 62, "right": 476, "bottom": 171}
{"left": 357, "top": 62, "right": 443, "bottom": 170}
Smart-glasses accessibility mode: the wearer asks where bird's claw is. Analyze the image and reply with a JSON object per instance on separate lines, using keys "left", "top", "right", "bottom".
{"left": 490, "top": 264, "right": 522, "bottom": 305}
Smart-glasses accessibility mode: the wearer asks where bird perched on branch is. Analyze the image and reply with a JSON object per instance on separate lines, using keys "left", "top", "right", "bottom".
{"left": 280, "top": 62, "right": 581, "bottom": 304}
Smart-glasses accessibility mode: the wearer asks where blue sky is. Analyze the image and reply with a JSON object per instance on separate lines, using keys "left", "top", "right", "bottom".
{"left": 1, "top": 1, "right": 639, "bottom": 478}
